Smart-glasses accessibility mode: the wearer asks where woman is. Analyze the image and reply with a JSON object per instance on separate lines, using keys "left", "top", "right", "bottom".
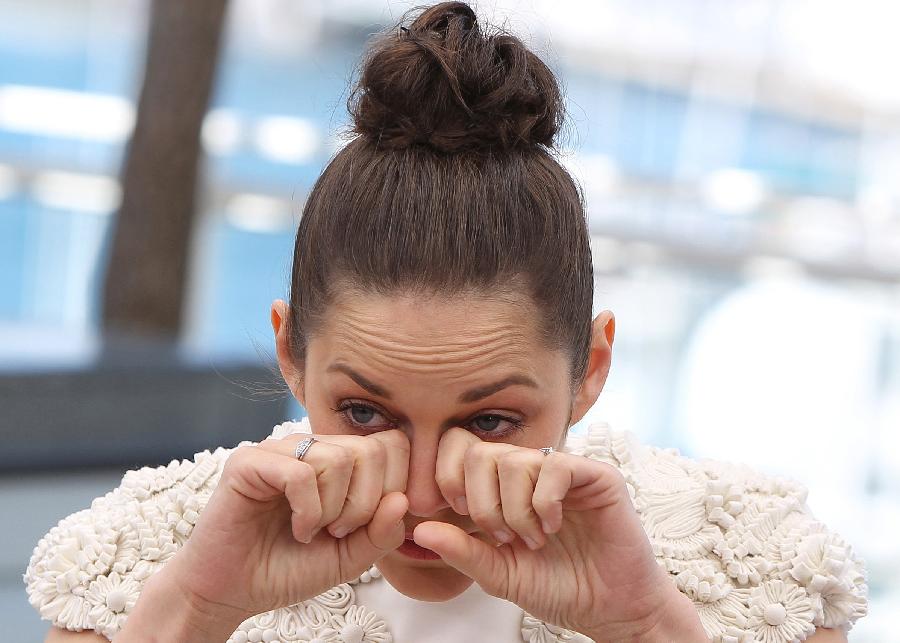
{"left": 26, "top": 3, "right": 868, "bottom": 641}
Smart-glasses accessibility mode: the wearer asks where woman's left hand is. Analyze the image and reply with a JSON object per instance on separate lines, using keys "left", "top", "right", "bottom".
{"left": 412, "top": 427, "right": 702, "bottom": 642}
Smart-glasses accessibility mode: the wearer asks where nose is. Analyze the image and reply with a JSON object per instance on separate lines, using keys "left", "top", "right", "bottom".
{"left": 404, "top": 431, "right": 452, "bottom": 517}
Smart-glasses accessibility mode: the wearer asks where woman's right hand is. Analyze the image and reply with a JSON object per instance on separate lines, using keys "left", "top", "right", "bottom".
{"left": 137, "top": 428, "right": 410, "bottom": 630}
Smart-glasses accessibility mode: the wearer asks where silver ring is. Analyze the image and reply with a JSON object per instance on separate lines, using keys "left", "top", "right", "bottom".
{"left": 295, "top": 436, "right": 318, "bottom": 461}
{"left": 539, "top": 446, "right": 555, "bottom": 456}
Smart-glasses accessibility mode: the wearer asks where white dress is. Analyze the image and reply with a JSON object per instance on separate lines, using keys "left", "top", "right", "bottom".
{"left": 351, "top": 569, "right": 527, "bottom": 642}
{"left": 23, "top": 418, "right": 869, "bottom": 642}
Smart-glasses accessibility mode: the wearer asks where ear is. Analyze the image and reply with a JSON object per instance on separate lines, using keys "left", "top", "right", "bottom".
{"left": 271, "top": 299, "right": 306, "bottom": 407}
{"left": 569, "top": 310, "right": 615, "bottom": 426}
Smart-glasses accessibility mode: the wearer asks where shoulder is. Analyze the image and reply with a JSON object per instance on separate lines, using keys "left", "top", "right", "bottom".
{"left": 564, "top": 422, "right": 870, "bottom": 642}
{"left": 23, "top": 441, "right": 250, "bottom": 639}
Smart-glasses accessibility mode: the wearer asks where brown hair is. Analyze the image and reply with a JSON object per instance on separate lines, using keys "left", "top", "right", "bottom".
{"left": 286, "top": 1, "right": 593, "bottom": 390}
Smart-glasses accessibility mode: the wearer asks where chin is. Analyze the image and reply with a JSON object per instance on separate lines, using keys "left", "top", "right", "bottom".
{"left": 376, "top": 553, "right": 474, "bottom": 602}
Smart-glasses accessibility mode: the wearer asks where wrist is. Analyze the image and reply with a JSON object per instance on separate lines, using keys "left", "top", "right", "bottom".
{"left": 581, "top": 586, "right": 709, "bottom": 643}
{"left": 114, "top": 559, "right": 249, "bottom": 642}
{"left": 631, "top": 587, "right": 708, "bottom": 643}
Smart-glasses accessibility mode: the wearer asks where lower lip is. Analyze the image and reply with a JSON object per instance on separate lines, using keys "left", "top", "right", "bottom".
{"left": 397, "top": 539, "right": 442, "bottom": 560}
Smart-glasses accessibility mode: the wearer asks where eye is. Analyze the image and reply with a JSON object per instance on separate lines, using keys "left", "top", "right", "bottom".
{"left": 331, "top": 401, "right": 525, "bottom": 438}
{"left": 472, "top": 414, "right": 505, "bottom": 432}
{"left": 334, "top": 402, "right": 389, "bottom": 429}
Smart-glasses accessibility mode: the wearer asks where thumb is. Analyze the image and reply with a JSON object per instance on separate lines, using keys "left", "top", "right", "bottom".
{"left": 342, "top": 492, "right": 408, "bottom": 573}
{"left": 412, "top": 522, "right": 509, "bottom": 598}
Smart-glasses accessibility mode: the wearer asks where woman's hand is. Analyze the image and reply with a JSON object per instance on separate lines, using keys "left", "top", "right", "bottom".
{"left": 413, "top": 427, "right": 705, "bottom": 642}
{"left": 152, "top": 430, "right": 411, "bottom": 627}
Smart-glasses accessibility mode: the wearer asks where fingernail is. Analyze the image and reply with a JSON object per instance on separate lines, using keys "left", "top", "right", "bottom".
{"left": 332, "top": 526, "right": 349, "bottom": 539}
{"left": 523, "top": 535, "right": 540, "bottom": 550}
{"left": 455, "top": 496, "right": 468, "bottom": 514}
{"left": 541, "top": 519, "right": 553, "bottom": 534}
{"left": 494, "top": 529, "right": 512, "bottom": 544}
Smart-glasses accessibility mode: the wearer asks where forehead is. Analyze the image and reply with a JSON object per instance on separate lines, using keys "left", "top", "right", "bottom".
{"left": 311, "top": 288, "right": 552, "bottom": 374}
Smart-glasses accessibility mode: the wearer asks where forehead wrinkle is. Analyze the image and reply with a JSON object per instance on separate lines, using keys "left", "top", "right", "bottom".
{"left": 332, "top": 323, "right": 533, "bottom": 367}
{"left": 328, "top": 323, "right": 538, "bottom": 385}
{"left": 333, "top": 337, "right": 532, "bottom": 375}
{"left": 333, "top": 306, "right": 536, "bottom": 349}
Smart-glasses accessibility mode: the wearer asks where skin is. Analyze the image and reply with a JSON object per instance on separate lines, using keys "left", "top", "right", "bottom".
{"left": 272, "top": 287, "right": 614, "bottom": 602}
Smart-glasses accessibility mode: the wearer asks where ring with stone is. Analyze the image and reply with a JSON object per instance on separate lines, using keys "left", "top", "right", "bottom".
{"left": 294, "top": 436, "right": 318, "bottom": 461}
{"left": 539, "top": 446, "right": 555, "bottom": 456}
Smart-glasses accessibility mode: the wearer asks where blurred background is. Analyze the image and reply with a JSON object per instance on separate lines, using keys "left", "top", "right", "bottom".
{"left": 0, "top": 0, "right": 897, "bottom": 639}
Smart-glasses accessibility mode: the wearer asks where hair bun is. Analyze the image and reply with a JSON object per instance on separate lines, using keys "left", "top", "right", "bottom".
{"left": 349, "top": 1, "right": 563, "bottom": 153}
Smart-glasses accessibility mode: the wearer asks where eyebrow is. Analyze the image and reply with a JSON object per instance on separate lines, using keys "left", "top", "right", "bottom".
{"left": 326, "top": 362, "right": 539, "bottom": 403}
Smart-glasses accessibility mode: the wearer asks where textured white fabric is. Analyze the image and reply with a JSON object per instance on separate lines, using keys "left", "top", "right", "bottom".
{"left": 24, "top": 418, "right": 869, "bottom": 642}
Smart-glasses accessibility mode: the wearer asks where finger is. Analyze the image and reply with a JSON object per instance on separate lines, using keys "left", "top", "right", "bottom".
{"left": 308, "top": 441, "right": 356, "bottom": 530}
{"left": 531, "top": 452, "right": 581, "bottom": 534}
{"left": 435, "top": 427, "right": 480, "bottom": 515}
{"left": 497, "top": 450, "right": 545, "bottom": 549}
{"left": 464, "top": 442, "right": 517, "bottom": 544}
{"left": 368, "top": 429, "right": 410, "bottom": 495}
{"left": 412, "top": 521, "right": 509, "bottom": 599}
{"left": 222, "top": 446, "right": 323, "bottom": 544}
{"left": 328, "top": 436, "right": 387, "bottom": 538}
{"left": 259, "top": 436, "right": 359, "bottom": 539}
{"left": 260, "top": 431, "right": 407, "bottom": 539}
{"left": 342, "top": 491, "right": 408, "bottom": 573}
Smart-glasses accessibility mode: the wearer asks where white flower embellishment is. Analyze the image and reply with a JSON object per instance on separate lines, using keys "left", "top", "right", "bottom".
{"left": 746, "top": 579, "right": 816, "bottom": 643}
{"left": 85, "top": 571, "right": 141, "bottom": 638}
{"left": 788, "top": 527, "right": 869, "bottom": 628}
{"left": 319, "top": 604, "right": 392, "bottom": 643}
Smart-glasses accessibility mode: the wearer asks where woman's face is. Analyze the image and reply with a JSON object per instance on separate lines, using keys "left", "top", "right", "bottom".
{"left": 272, "top": 289, "right": 614, "bottom": 601}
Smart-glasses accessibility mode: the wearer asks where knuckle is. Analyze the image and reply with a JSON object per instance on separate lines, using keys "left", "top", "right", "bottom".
{"left": 339, "top": 495, "right": 377, "bottom": 525}
{"left": 539, "top": 451, "right": 564, "bottom": 472}
{"left": 544, "top": 450, "right": 564, "bottom": 462}
{"left": 600, "top": 461, "right": 627, "bottom": 485}
{"left": 497, "top": 450, "right": 530, "bottom": 471}
{"left": 361, "top": 438, "right": 387, "bottom": 465}
{"left": 331, "top": 446, "right": 355, "bottom": 471}
{"left": 440, "top": 425, "right": 469, "bottom": 445}
{"left": 503, "top": 506, "right": 535, "bottom": 528}
{"left": 292, "top": 460, "right": 316, "bottom": 484}
{"left": 223, "top": 445, "right": 255, "bottom": 475}
{"left": 434, "top": 472, "right": 462, "bottom": 495}
{"left": 254, "top": 437, "right": 278, "bottom": 452}
{"left": 531, "top": 497, "right": 554, "bottom": 518}
{"left": 463, "top": 443, "right": 491, "bottom": 467}
{"left": 469, "top": 504, "right": 503, "bottom": 527}
{"left": 374, "top": 428, "right": 410, "bottom": 453}
{"left": 343, "top": 435, "right": 384, "bottom": 465}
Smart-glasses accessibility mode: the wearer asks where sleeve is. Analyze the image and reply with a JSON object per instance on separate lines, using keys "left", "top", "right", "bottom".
{"left": 566, "top": 422, "right": 870, "bottom": 643}
{"left": 22, "top": 443, "right": 250, "bottom": 640}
